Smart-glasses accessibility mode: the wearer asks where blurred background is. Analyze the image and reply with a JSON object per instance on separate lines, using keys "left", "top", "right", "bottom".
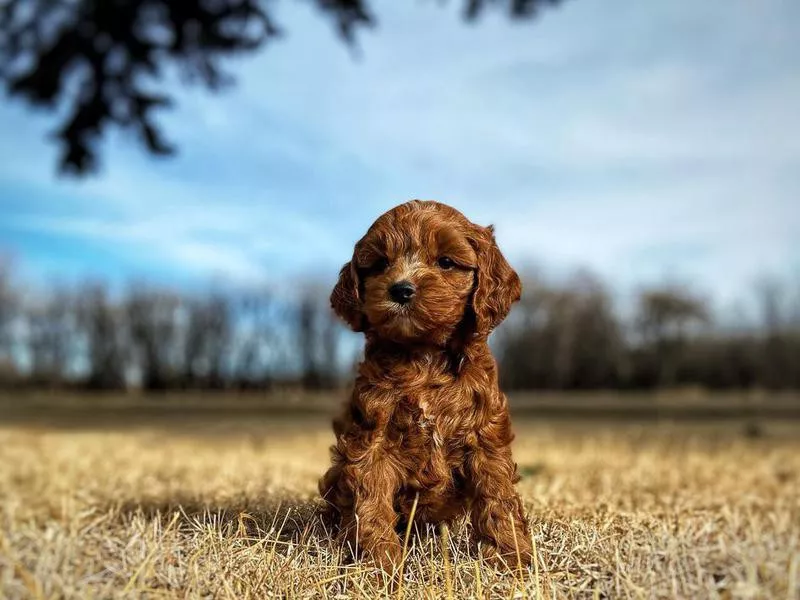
{"left": 0, "top": 0, "right": 798, "bottom": 413}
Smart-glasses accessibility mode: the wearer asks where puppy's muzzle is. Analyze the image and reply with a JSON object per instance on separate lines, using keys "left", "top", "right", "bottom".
{"left": 388, "top": 281, "right": 416, "bottom": 305}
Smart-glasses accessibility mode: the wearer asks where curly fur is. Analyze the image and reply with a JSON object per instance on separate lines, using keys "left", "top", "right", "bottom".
{"left": 319, "top": 200, "right": 531, "bottom": 572}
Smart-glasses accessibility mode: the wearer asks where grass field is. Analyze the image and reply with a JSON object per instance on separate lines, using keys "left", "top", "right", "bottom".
{"left": 0, "top": 398, "right": 798, "bottom": 599}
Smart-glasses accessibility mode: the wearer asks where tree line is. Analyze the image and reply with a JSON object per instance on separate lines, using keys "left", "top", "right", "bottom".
{"left": 0, "top": 259, "right": 798, "bottom": 391}
{"left": 497, "top": 270, "right": 800, "bottom": 390}
{"left": 0, "top": 259, "right": 343, "bottom": 391}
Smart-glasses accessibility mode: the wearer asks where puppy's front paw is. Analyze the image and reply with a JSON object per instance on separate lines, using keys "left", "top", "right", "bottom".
{"left": 370, "top": 539, "right": 403, "bottom": 573}
{"left": 480, "top": 538, "right": 533, "bottom": 572}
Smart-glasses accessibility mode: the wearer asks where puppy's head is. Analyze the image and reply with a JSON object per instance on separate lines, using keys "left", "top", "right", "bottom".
{"left": 331, "top": 200, "right": 521, "bottom": 345}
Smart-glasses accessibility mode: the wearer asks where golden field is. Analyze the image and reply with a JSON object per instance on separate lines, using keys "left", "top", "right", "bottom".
{"left": 0, "top": 403, "right": 798, "bottom": 599}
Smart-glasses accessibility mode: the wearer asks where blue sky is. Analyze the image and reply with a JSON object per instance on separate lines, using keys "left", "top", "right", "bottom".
{"left": 0, "top": 0, "right": 798, "bottom": 310}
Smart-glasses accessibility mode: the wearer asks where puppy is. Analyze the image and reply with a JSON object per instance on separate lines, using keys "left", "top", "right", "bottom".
{"left": 319, "top": 200, "right": 531, "bottom": 572}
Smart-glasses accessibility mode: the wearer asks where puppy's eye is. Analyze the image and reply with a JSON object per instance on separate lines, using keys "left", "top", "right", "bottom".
{"left": 437, "top": 256, "right": 456, "bottom": 270}
{"left": 370, "top": 257, "right": 389, "bottom": 274}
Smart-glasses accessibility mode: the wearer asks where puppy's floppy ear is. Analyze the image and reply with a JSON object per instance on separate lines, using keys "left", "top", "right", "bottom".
{"left": 470, "top": 225, "right": 522, "bottom": 337}
{"left": 330, "top": 260, "right": 366, "bottom": 332}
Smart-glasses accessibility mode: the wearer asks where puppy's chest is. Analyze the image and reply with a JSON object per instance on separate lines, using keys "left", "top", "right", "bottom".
{"left": 390, "top": 382, "right": 468, "bottom": 449}
{"left": 363, "top": 354, "right": 473, "bottom": 446}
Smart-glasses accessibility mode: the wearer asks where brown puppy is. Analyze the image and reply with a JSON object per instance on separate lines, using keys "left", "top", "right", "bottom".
{"left": 319, "top": 200, "right": 531, "bottom": 572}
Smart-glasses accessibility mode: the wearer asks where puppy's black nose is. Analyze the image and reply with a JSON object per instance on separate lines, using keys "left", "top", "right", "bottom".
{"left": 388, "top": 281, "right": 416, "bottom": 304}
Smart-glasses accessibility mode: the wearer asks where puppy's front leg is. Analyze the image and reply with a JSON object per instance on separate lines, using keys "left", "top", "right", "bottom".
{"left": 467, "top": 443, "right": 533, "bottom": 568}
{"left": 338, "top": 454, "right": 403, "bottom": 573}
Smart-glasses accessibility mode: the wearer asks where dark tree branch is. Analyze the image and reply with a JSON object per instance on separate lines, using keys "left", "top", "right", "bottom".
{"left": 0, "top": 0, "right": 560, "bottom": 175}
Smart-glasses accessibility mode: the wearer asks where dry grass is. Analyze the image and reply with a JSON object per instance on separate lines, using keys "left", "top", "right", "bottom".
{"left": 0, "top": 412, "right": 798, "bottom": 599}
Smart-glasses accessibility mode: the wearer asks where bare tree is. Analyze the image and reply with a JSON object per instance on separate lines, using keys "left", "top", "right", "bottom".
{"left": 230, "top": 290, "right": 282, "bottom": 389}
{"left": 497, "top": 271, "right": 623, "bottom": 389}
{"left": 182, "top": 291, "right": 233, "bottom": 388}
{"left": 755, "top": 277, "right": 800, "bottom": 389}
{"left": 634, "top": 285, "right": 709, "bottom": 387}
{"left": 0, "top": 257, "right": 21, "bottom": 384}
{"left": 562, "top": 271, "right": 624, "bottom": 389}
{"left": 0, "top": 258, "right": 16, "bottom": 359}
{"left": 297, "top": 286, "right": 341, "bottom": 390}
{"left": 76, "top": 283, "right": 127, "bottom": 389}
{"left": 126, "top": 287, "right": 182, "bottom": 390}
{"left": 26, "top": 287, "right": 75, "bottom": 386}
